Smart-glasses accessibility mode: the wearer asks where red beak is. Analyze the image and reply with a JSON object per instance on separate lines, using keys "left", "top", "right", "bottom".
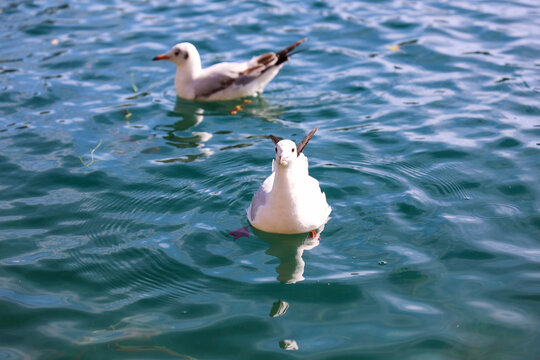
{"left": 152, "top": 54, "right": 170, "bottom": 61}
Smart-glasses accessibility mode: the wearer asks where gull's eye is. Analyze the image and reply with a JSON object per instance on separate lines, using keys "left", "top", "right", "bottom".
{"left": 275, "top": 147, "right": 277, "bottom": 153}
{"left": 174, "top": 50, "right": 180, "bottom": 56}
{"left": 184, "top": 52, "right": 189, "bottom": 60}
{"left": 291, "top": 148, "right": 295, "bottom": 152}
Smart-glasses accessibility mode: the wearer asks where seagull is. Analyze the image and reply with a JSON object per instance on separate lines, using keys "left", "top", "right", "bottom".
{"left": 152, "top": 38, "right": 307, "bottom": 101}
{"left": 247, "top": 127, "right": 331, "bottom": 234}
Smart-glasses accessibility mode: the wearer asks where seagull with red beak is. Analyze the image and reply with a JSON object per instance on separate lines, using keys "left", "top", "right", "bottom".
{"left": 247, "top": 127, "right": 331, "bottom": 234}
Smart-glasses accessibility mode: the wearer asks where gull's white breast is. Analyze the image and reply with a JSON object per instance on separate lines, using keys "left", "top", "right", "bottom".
{"left": 247, "top": 154, "right": 331, "bottom": 234}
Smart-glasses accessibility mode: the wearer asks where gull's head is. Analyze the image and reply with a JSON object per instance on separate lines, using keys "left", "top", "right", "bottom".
{"left": 152, "top": 42, "right": 198, "bottom": 67}
{"left": 274, "top": 139, "right": 297, "bottom": 167}
{"left": 269, "top": 127, "right": 319, "bottom": 167}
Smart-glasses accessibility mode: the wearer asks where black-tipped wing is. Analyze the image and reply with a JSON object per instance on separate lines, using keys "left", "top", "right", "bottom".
{"left": 269, "top": 135, "right": 280, "bottom": 145}
{"left": 274, "top": 37, "right": 307, "bottom": 67}
{"left": 194, "top": 39, "right": 307, "bottom": 99}
{"left": 297, "top": 127, "right": 319, "bottom": 155}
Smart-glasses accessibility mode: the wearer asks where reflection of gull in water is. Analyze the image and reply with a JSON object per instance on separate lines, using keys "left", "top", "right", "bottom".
{"left": 172, "top": 98, "right": 205, "bottom": 130}
{"left": 253, "top": 226, "right": 324, "bottom": 284}
{"left": 269, "top": 299, "right": 289, "bottom": 317}
{"left": 175, "top": 96, "right": 282, "bottom": 123}
{"left": 153, "top": 99, "right": 213, "bottom": 163}
{"left": 280, "top": 339, "right": 299, "bottom": 351}
{"left": 154, "top": 96, "right": 286, "bottom": 163}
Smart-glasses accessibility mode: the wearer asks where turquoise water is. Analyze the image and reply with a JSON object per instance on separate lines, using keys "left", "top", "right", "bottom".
{"left": 1, "top": 0, "right": 540, "bottom": 358}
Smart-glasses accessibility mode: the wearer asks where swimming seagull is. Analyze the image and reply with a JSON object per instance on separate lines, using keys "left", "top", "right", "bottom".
{"left": 152, "top": 38, "right": 307, "bottom": 101}
{"left": 247, "top": 127, "right": 331, "bottom": 234}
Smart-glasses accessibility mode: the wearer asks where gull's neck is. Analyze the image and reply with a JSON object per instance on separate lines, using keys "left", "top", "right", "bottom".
{"left": 273, "top": 158, "right": 302, "bottom": 194}
{"left": 174, "top": 52, "right": 203, "bottom": 99}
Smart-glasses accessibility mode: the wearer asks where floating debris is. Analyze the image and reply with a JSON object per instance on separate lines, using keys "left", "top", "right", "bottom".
{"left": 398, "top": 39, "right": 418, "bottom": 46}
{"left": 387, "top": 40, "right": 416, "bottom": 53}
{"left": 463, "top": 50, "right": 491, "bottom": 56}
{"left": 496, "top": 77, "right": 512, "bottom": 83}
{"left": 386, "top": 44, "right": 403, "bottom": 53}
{"left": 121, "top": 109, "right": 132, "bottom": 124}
{"left": 130, "top": 72, "right": 138, "bottom": 93}
{"left": 79, "top": 140, "right": 102, "bottom": 167}
{"left": 51, "top": 38, "right": 59, "bottom": 45}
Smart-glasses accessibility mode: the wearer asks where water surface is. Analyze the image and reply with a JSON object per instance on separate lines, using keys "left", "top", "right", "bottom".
{"left": 1, "top": 0, "right": 539, "bottom": 359}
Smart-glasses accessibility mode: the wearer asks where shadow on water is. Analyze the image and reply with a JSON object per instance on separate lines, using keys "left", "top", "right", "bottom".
{"left": 252, "top": 225, "right": 324, "bottom": 284}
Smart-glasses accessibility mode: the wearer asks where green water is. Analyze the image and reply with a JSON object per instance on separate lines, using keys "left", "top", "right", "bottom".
{"left": 1, "top": 0, "right": 539, "bottom": 359}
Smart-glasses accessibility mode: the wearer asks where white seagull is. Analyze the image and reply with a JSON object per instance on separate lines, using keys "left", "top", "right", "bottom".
{"left": 247, "top": 127, "right": 331, "bottom": 234}
{"left": 153, "top": 38, "right": 307, "bottom": 101}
